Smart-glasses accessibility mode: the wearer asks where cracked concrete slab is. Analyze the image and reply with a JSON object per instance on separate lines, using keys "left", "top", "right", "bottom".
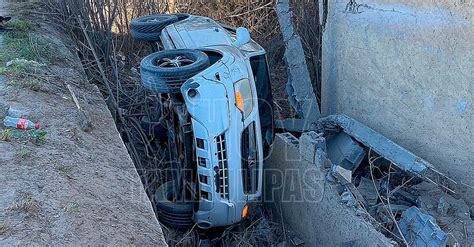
{"left": 276, "top": 0, "right": 321, "bottom": 120}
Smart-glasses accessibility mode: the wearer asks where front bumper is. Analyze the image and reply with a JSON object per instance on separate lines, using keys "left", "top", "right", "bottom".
{"left": 191, "top": 120, "right": 255, "bottom": 228}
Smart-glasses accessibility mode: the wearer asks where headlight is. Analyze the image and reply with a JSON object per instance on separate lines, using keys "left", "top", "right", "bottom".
{"left": 233, "top": 79, "right": 253, "bottom": 119}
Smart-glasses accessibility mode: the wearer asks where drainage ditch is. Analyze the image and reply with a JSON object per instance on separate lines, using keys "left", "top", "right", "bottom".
{"left": 38, "top": 2, "right": 298, "bottom": 246}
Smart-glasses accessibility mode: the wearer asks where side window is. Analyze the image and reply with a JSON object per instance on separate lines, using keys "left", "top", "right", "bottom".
{"left": 249, "top": 54, "right": 274, "bottom": 156}
{"left": 249, "top": 55, "right": 272, "bottom": 104}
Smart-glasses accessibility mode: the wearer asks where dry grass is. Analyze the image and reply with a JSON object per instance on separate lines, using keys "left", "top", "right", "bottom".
{"left": 0, "top": 223, "right": 10, "bottom": 235}
{"left": 8, "top": 195, "right": 40, "bottom": 215}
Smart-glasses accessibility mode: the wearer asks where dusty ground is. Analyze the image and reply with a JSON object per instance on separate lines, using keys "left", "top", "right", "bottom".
{"left": 0, "top": 1, "right": 166, "bottom": 245}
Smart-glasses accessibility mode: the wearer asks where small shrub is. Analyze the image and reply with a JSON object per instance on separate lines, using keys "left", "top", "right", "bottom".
{"left": 0, "top": 63, "right": 29, "bottom": 76}
{"left": 0, "top": 129, "right": 12, "bottom": 141}
{"left": 25, "top": 78, "right": 42, "bottom": 91}
{"left": 7, "top": 79, "right": 20, "bottom": 86}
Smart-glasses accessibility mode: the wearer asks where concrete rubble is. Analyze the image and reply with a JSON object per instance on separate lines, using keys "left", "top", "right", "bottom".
{"left": 265, "top": 132, "right": 393, "bottom": 246}
{"left": 326, "top": 132, "right": 365, "bottom": 172}
{"left": 399, "top": 207, "right": 447, "bottom": 246}
{"left": 266, "top": 128, "right": 474, "bottom": 246}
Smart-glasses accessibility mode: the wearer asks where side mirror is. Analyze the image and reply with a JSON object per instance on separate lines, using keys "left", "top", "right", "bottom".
{"left": 232, "top": 27, "right": 251, "bottom": 48}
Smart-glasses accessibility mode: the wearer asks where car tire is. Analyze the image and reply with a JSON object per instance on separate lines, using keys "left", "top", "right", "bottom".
{"left": 154, "top": 180, "right": 194, "bottom": 229}
{"left": 130, "top": 14, "right": 178, "bottom": 34}
{"left": 130, "top": 29, "right": 162, "bottom": 42}
{"left": 140, "top": 49, "right": 210, "bottom": 93}
{"left": 174, "top": 13, "right": 190, "bottom": 21}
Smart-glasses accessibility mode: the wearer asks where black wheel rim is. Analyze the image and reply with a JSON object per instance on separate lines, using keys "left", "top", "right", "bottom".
{"left": 156, "top": 56, "right": 195, "bottom": 68}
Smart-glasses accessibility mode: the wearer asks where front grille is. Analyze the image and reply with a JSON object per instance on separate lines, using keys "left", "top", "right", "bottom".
{"left": 215, "top": 134, "right": 229, "bottom": 199}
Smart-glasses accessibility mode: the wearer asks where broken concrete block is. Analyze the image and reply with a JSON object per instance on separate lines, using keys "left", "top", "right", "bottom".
{"left": 315, "top": 148, "right": 332, "bottom": 170}
{"left": 399, "top": 206, "right": 447, "bottom": 246}
{"left": 357, "top": 177, "right": 379, "bottom": 206}
{"left": 299, "top": 131, "right": 326, "bottom": 164}
{"left": 334, "top": 165, "right": 352, "bottom": 183}
{"left": 327, "top": 132, "right": 366, "bottom": 171}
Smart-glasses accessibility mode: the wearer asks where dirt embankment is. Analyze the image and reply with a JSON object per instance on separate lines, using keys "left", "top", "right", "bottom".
{"left": 0, "top": 1, "right": 166, "bottom": 245}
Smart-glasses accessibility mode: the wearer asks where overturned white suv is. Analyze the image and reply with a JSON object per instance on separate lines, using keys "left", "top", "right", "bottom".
{"left": 131, "top": 13, "right": 274, "bottom": 229}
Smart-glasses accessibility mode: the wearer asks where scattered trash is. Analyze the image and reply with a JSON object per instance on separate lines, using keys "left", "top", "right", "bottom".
{"left": 3, "top": 116, "right": 39, "bottom": 130}
{"left": 0, "top": 104, "right": 30, "bottom": 119}
{"left": 8, "top": 106, "right": 29, "bottom": 118}
{"left": 398, "top": 206, "right": 447, "bottom": 246}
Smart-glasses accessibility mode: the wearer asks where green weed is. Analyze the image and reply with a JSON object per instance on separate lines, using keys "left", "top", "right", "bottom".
{"left": 7, "top": 79, "right": 20, "bottom": 86}
{"left": 29, "top": 130, "right": 47, "bottom": 144}
{"left": 5, "top": 19, "right": 32, "bottom": 32}
{"left": 17, "top": 146, "right": 31, "bottom": 159}
{"left": 0, "top": 22, "right": 51, "bottom": 64}
{"left": 25, "top": 78, "right": 42, "bottom": 91}
{"left": 63, "top": 202, "right": 80, "bottom": 213}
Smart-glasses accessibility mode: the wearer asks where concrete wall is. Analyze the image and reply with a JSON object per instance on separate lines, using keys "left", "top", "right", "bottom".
{"left": 264, "top": 133, "right": 392, "bottom": 246}
{"left": 321, "top": 0, "right": 474, "bottom": 205}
